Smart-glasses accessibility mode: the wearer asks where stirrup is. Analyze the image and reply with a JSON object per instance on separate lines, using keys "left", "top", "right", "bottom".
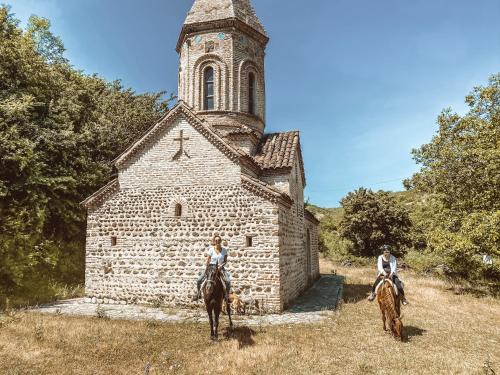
{"left": 192, "top": 290, "right": 201, "bottom": 301}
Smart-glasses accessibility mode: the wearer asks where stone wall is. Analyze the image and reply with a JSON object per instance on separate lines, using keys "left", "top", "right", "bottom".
{"left": 85, "top": 184, "right": 283, "bottom": 312}
{"left": 273, "top": 154, "right": 319, "bottom": 308}
{"left": 119, "top": 117, "right": 240, "bottom": 188}
{"left": 305, "top": 217, "right": 320, "bottom": 282}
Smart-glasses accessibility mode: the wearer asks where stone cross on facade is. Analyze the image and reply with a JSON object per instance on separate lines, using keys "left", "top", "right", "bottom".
{"left": 172, "top": 130, "right": 190, "bottom": 160}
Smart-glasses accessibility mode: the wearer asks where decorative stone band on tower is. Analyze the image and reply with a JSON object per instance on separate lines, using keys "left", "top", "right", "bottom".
{"left": 82, "top": 0, "right": 320, "bottom": 314}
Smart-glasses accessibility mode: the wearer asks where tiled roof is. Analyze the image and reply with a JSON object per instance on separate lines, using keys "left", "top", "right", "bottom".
{"left": 254, "top": 131, "right": 300, "bottom": 170}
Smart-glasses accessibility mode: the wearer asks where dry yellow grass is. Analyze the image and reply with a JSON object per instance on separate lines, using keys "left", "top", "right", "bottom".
{"left": 0, "top": 258, "right": 498, "bottom": 375}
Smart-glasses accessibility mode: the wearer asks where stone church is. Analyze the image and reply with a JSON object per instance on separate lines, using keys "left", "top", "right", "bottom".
{"left": 82, "top": 0, "right": 319, "bottom": 313}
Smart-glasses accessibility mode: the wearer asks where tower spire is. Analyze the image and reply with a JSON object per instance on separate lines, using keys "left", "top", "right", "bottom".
{"left": 177, "top": 0, "right": 268, "bottom": 52}
{"left": 185, "top": 0, "right": 266, "bottom": 35}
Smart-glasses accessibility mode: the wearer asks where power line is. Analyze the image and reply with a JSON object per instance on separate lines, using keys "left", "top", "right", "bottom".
{"left": 306, "top": 177, "right": 408, "bottom": 193}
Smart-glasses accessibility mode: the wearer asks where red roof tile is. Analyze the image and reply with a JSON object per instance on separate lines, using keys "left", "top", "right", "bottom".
{"left": 254, "top": 131, "right": 299, "bottom": 169}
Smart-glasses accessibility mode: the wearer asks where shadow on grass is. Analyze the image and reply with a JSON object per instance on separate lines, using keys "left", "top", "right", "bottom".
{"left": 446, "top": 285, "right": 500, "bottom": 299}
{"left": 403, "top": 325, "right": 426, "bottom": 342}
{"left": 223, "top": 326, "right": 256, "bottom": 349}
{"left": 342, "top": 284, "right": 372, "bottom": 304}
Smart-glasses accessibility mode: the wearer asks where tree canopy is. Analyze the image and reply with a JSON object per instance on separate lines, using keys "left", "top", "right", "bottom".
{"left": 338, "top": 188, "right": 411, "bottom": 257}
{"left": 404, "top": 73, "right": 500, "bottom": 280}
{"left": 0, "top": 6, "right": 172, "bottom": 303}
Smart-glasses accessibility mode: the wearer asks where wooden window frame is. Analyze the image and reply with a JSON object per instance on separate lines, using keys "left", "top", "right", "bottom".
{"left": 248, "top": 72, "right": 256, "bottom": 115}
{"left": 204, "top": 66, "right": 214, "bottom": 110}
{"left": 246, "top": 236, "right": 253, "bottom": 247}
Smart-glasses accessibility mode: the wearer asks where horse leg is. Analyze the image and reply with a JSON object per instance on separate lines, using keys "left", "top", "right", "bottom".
{"left": 382, "top": 311, "right": 388, "bottom": 332}
{"left": 214, "top": 303, "right": 220, "bottom": 340}
{"left": 227, "top": 297, "right": 234, "bottom": 333}
{"left": 207, "top": 306, "right": 215, "bottom": 340}
{"left": 378, "top": 299, "right": 388, "bottom": 332}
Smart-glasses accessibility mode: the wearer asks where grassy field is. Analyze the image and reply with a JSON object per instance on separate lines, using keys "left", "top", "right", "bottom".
{"left": 0, "top": 258, "right": 498, "bottom": 375}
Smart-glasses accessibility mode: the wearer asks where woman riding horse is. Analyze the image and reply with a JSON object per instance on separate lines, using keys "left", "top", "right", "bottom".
{"left": 368, "top": 245, "right": 408, "bottom": 305}
{"left": 193, "top": 235, "right": 231, "bottom": 302}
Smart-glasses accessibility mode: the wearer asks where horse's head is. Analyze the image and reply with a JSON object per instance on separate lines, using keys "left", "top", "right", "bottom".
{"left": 204, "top": 262, "right": 220, "bottom": 296}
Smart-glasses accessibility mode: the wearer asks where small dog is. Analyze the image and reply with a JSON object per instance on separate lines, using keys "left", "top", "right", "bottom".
{"left": 223, "top": 293, "right": 246, "bottom": 315}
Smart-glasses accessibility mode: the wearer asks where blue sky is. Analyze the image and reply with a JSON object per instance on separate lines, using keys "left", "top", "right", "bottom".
{"left": 6, "top": 0, "right": 500, "bottom": 207}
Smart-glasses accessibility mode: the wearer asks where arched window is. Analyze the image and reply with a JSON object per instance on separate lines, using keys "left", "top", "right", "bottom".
{"left": 204, "top": 67, "right": 214, "bottom": 110}
{"left": 248, "top": 72, "right": 255, "bottom": 115}
{"left": 175, "top": 203, "right": 182, "bottom": 217}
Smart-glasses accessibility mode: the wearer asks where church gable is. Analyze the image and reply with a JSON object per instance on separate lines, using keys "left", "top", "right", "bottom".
{"left": 117, "top": 104, "right": 243, "bottom": 189}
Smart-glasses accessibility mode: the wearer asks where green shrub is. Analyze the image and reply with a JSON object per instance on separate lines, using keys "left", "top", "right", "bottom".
{"left": 403, "top": 250, "right": 447, "bottom": 274}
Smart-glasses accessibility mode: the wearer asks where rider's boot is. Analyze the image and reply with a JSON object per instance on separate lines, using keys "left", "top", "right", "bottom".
{"left": 192, "top": 288, "right": 201, "bottom": 302}
{"left": 401, "top": 296, "right": 409, "bottom": 305}
{"left": 367, "top": 292, "right": 376, "bottom": 301}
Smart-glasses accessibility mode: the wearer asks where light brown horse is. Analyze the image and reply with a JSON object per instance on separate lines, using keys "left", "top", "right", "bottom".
{"left": 376, "top": 278, "right": 403, "bottom": 340}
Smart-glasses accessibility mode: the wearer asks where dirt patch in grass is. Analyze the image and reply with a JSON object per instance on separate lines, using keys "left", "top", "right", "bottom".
{"left": 0, "top": 258, "right": 498, "bottom": 375}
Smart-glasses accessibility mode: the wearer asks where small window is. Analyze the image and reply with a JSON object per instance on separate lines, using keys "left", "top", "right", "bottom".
{"left": 111, "top": 237, "right": 117, "bottom": 246}
{"left": 248, "top": 72, "right": 255, "bottom": 115}
{"left": 175, "top": 203, "right": 182, "bottom": 217}
{"left": 246, "top": 236, "right": 253, "bottom": 247}
{"left": 204, "top": 67, "right": 214, "bottom": 110}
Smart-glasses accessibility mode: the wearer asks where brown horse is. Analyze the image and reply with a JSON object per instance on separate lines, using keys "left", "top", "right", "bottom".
{"left": 376, "top": 278, "right": 403, "bottom": 340}
{"left": 203, "top": 262, "right": 233, "bottom": 340}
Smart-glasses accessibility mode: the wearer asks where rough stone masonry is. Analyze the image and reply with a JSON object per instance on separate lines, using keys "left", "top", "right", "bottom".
{"left": 82, "top": 0, "right": 320, "bottom": 313}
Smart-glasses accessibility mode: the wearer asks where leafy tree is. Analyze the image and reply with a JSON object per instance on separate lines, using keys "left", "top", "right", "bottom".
{"left": 0, "top": 6, "right": 172, "bottom": 304}
{"left": 338, "top": 188, "right": 412, "bottom": 257}
{"left": 405, "top": 73, "right": 500, "bottom": 280}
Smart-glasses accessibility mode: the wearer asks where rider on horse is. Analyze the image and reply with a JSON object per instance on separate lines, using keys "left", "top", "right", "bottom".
{"left": 193, "top": 235, "right": 231, "bottom": 301}
{"left": 368, "top": 245, "right": 408, "bottom": 305}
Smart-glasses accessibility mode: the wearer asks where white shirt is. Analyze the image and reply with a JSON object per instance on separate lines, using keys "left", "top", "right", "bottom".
{"left": 377, "top": 254, "right": 397, "bottom": 276}
{"left": 206, "top": 246, "right": 228, "bottom": 265}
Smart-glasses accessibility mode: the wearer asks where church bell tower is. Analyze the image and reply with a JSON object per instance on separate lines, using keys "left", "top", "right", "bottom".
{"left": 177, "top": 0, "right": 269, "bottom": 137}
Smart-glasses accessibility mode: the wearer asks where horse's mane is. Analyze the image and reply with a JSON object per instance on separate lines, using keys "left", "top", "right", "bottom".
{"left": 377, "top": 280, "right": 403, "bottom": 339}
{"left": 378, "top": 281, "right": 399, "bottom": 320}
{"left": 203, "top": 264, "right": 224, "bottom": 300}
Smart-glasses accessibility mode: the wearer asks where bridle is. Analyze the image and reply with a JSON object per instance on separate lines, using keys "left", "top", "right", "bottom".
{"left": 204, "top": 264, "right": 219, "bottom": 288}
